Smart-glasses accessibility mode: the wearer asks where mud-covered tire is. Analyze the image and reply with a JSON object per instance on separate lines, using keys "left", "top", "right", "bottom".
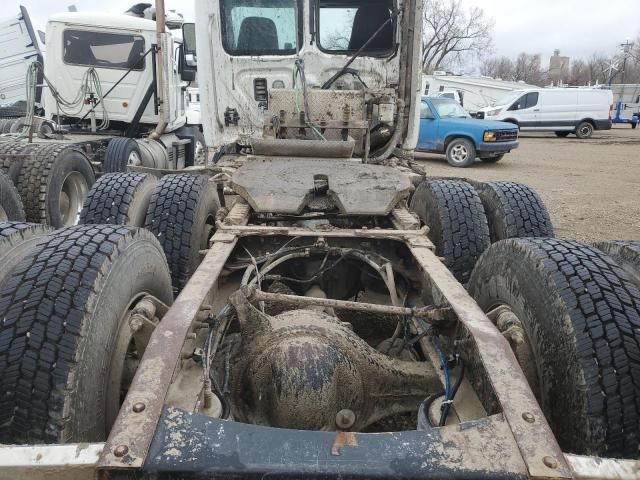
{"left": 0, "top": 222, "right": 50, "bottom": 286}
{"left": 0, "top": 225, "right": 173, "bottom": 443}
{"left": 0, "top": 171, "right": 25, "bottom": 221}
{"left": 80, "top": 173, "right": 158, "bottom": 227}
{"left": 104, "top": 137, "right": 141, "bottom": 173}
{"left": 473, "top": 181, "right": 554, "bottom": 242}
{"left": 410, "top": 178, "right": 490, "bottom": 283}
{"left": 595, "top": 241, "right": 640, "bottom": 290}
{"left": 468, "top": 238, "right": 640, "bottom": 458}
{"left": 16, "top": 144, "right": 95, "bottom": 227}
{"left": 145, "top": 174, "right": 219, "bottom": 294}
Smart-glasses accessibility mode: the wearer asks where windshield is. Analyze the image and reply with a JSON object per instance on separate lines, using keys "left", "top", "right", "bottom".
{"left": 220, "top": 0, "right": 300, "bottom": 55}
{"left": 317, "top": 0, "right": 394, "bottom": 54}
{"left": 494, "top": 90, "right": 525, "bottom": 107}
{"left": 430, "top": 98, "right": 469, "bottom": 118}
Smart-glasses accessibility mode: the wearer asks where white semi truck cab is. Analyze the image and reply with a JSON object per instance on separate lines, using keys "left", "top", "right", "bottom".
{"left": 189, "top": 0, "right": 423, "bottom": 161}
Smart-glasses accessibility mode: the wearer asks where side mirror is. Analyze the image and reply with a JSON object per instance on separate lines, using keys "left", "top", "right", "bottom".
{"left": 185, "top": 53, "right": 197, "bottom": 67}
{"left": 180, "top": 23, "right": 197, "bottom": 81}
{"left": 182, "top": 23, "right": 196, "bottom": 55}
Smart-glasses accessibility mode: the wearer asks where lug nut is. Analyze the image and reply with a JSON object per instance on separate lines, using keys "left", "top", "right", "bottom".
{"left": 132, "top": 402, "right": 146, "bottom": 413}
{"left": 522, "top": 412, "right": 535, "bottom": 423}
{"left": 113, "top": 445, "right": 129, "bottom": 457}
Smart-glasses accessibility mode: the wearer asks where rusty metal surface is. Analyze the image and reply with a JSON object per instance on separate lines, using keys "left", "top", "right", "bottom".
{"left": 407, "top": 238, "right": 572, "bottom": 479}
{"left": 231, "top": 159, "right": 412, "bottom": 215}
{"left": 268, "top": 89, "right": 366, "bottom": 149}
{"left": 98, "top": 208, "right": 249, "bottom": 469}
{"left": 219, "top": 223, "right": 432, "bottom": 242}
{"left": 248, "top": 287, "right": 454, "bottom": 323}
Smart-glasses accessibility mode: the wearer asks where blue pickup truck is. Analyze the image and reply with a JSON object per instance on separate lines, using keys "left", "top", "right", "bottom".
{"left": 418, "top": 96, "right": 519, "bottom": 167}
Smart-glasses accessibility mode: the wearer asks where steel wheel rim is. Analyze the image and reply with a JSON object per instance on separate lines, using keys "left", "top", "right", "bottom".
{"left": 486, "top": 304, "right": 542, "bottom": 406}
{"left": 579, "top": 125, "right": 592, "bottom": 137}
{"left": 128, "top": 150, "right": 142, "bottom": 167}
{"left": 451, "top": 144, "right": 468, "bottom": 163}
{"left": 106, "top": 294, "right": 156, "bottom": 431}
{"left": 59, "top": 171, "right": 88, "bottom": 226}
{"left": 194, "top": 140, "right": 206, "bottom": 166}
{"left": 0, "top": 205, "right": 8, "bottom": 222}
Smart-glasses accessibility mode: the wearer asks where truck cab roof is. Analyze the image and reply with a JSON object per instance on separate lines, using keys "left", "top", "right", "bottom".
{"left": 47, "top": 12, "right": 156, "bottom": 31}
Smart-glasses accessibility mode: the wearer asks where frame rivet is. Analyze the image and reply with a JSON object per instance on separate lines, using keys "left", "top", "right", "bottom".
{"left": 543, "top": 456, "right": 558, "bottom": 469}
{"left": 114, "top": 445, "right": 129, "bottom": 457}
{"left": 133, "top": 402, "right": 146, "bottom": 413}
{"left": 522, "top": 412, "right": 535, "bottom": 423}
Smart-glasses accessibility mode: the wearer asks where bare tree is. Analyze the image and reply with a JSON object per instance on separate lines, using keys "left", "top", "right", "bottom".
{"left": 512, "top": 53, "right": 547, "bottom": 85}
{"left": 422, "top": 0, "right": 494, "bottom": 73}
{"left": 587, "top": 53, "right": 611, "bottom": 84}
{"left": 567, "top": 59, "right": 589, "bottom": 86}
{"left": 480, "top": 56, "right": 514, "bottom": 80}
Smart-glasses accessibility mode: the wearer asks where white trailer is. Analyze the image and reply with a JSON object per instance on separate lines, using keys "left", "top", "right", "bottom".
{"left": 422, "top": 74, "right": 537, "bottom": 116}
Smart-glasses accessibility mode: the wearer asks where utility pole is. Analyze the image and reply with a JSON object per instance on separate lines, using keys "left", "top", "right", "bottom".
{"left": 619, "top": 38, "right": 634, "bottom": 84}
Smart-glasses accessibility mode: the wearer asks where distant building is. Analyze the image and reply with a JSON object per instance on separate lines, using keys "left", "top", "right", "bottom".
{"left": 549, "top": 49, "right": 570, "bottom": 84}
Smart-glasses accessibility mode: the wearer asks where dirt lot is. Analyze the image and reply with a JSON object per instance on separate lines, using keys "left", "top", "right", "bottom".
{"left": 415, "top": 126, "right": 640, "bottom": 242}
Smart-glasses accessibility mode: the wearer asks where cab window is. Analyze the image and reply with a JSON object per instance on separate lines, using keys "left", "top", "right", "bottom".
{"left": 63, "top": 30, "right": 145, "bottom": 70}
{"left": 317, "top": 0, "right": 394, "bottom": 55}
{"left": 221, "top": 0, "right": 300, "bottom": 55}
{"left": 509, "top": 92, "right": 539, "bottom": 111}
{"left": 420, "top": 101, "right": 434, "bottom": 119}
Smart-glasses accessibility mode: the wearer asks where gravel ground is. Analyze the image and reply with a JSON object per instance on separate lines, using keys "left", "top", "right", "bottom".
{"left": 415, "top": 125, "right": 640, "bottom": 242}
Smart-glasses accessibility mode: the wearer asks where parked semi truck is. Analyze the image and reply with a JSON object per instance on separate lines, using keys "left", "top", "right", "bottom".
{"left": 0, "top": 0, "right": 638, "bottom": 479}
{"left": 0, "top": 8, "right": 207, "bottom": 228}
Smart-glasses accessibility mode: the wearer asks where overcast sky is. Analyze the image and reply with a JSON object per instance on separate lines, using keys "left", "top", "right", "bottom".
{"left": 8, "top": 0, "right": 640, "bottom": 62}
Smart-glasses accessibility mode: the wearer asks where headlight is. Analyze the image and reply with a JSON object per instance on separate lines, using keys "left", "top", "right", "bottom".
{"left": 486, "top": 108, "right": 502, "bottom": 116}
{"left": 483, "top": 131, "right": 497, "bottom": 142}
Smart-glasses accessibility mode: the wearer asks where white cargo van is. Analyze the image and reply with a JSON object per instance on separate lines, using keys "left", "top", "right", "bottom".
{"left": 478, "top": 88, "right": 613, "bottom": 138}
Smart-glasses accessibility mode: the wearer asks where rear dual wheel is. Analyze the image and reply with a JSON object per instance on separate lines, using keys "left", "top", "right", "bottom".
{"left": 0, "top": 143, "right": 94, "bottom": 227}
{"left": 145, "top": 174, "right": 219, "bottom": 294}
{"left": 81, "top": 173, "right": 220, "bottom": 295}
{"left": 0, "top": 225, "right": 172, "bottom": 443}
{"left": 410, "top": 178, "right": 553, "bottom": 283}
{"left": 80, "top": 172, "right": 158, "bottom": 227}
{"left": 469, "top": 238, "right": 640, "bottom": 458}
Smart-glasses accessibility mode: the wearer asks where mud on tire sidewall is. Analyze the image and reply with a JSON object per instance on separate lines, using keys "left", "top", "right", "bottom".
{"left": 468, "top": 239, "right": 640, "bottom": 457}
{"left": 68, "top": 234, "right": 172, "bottom": 440}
